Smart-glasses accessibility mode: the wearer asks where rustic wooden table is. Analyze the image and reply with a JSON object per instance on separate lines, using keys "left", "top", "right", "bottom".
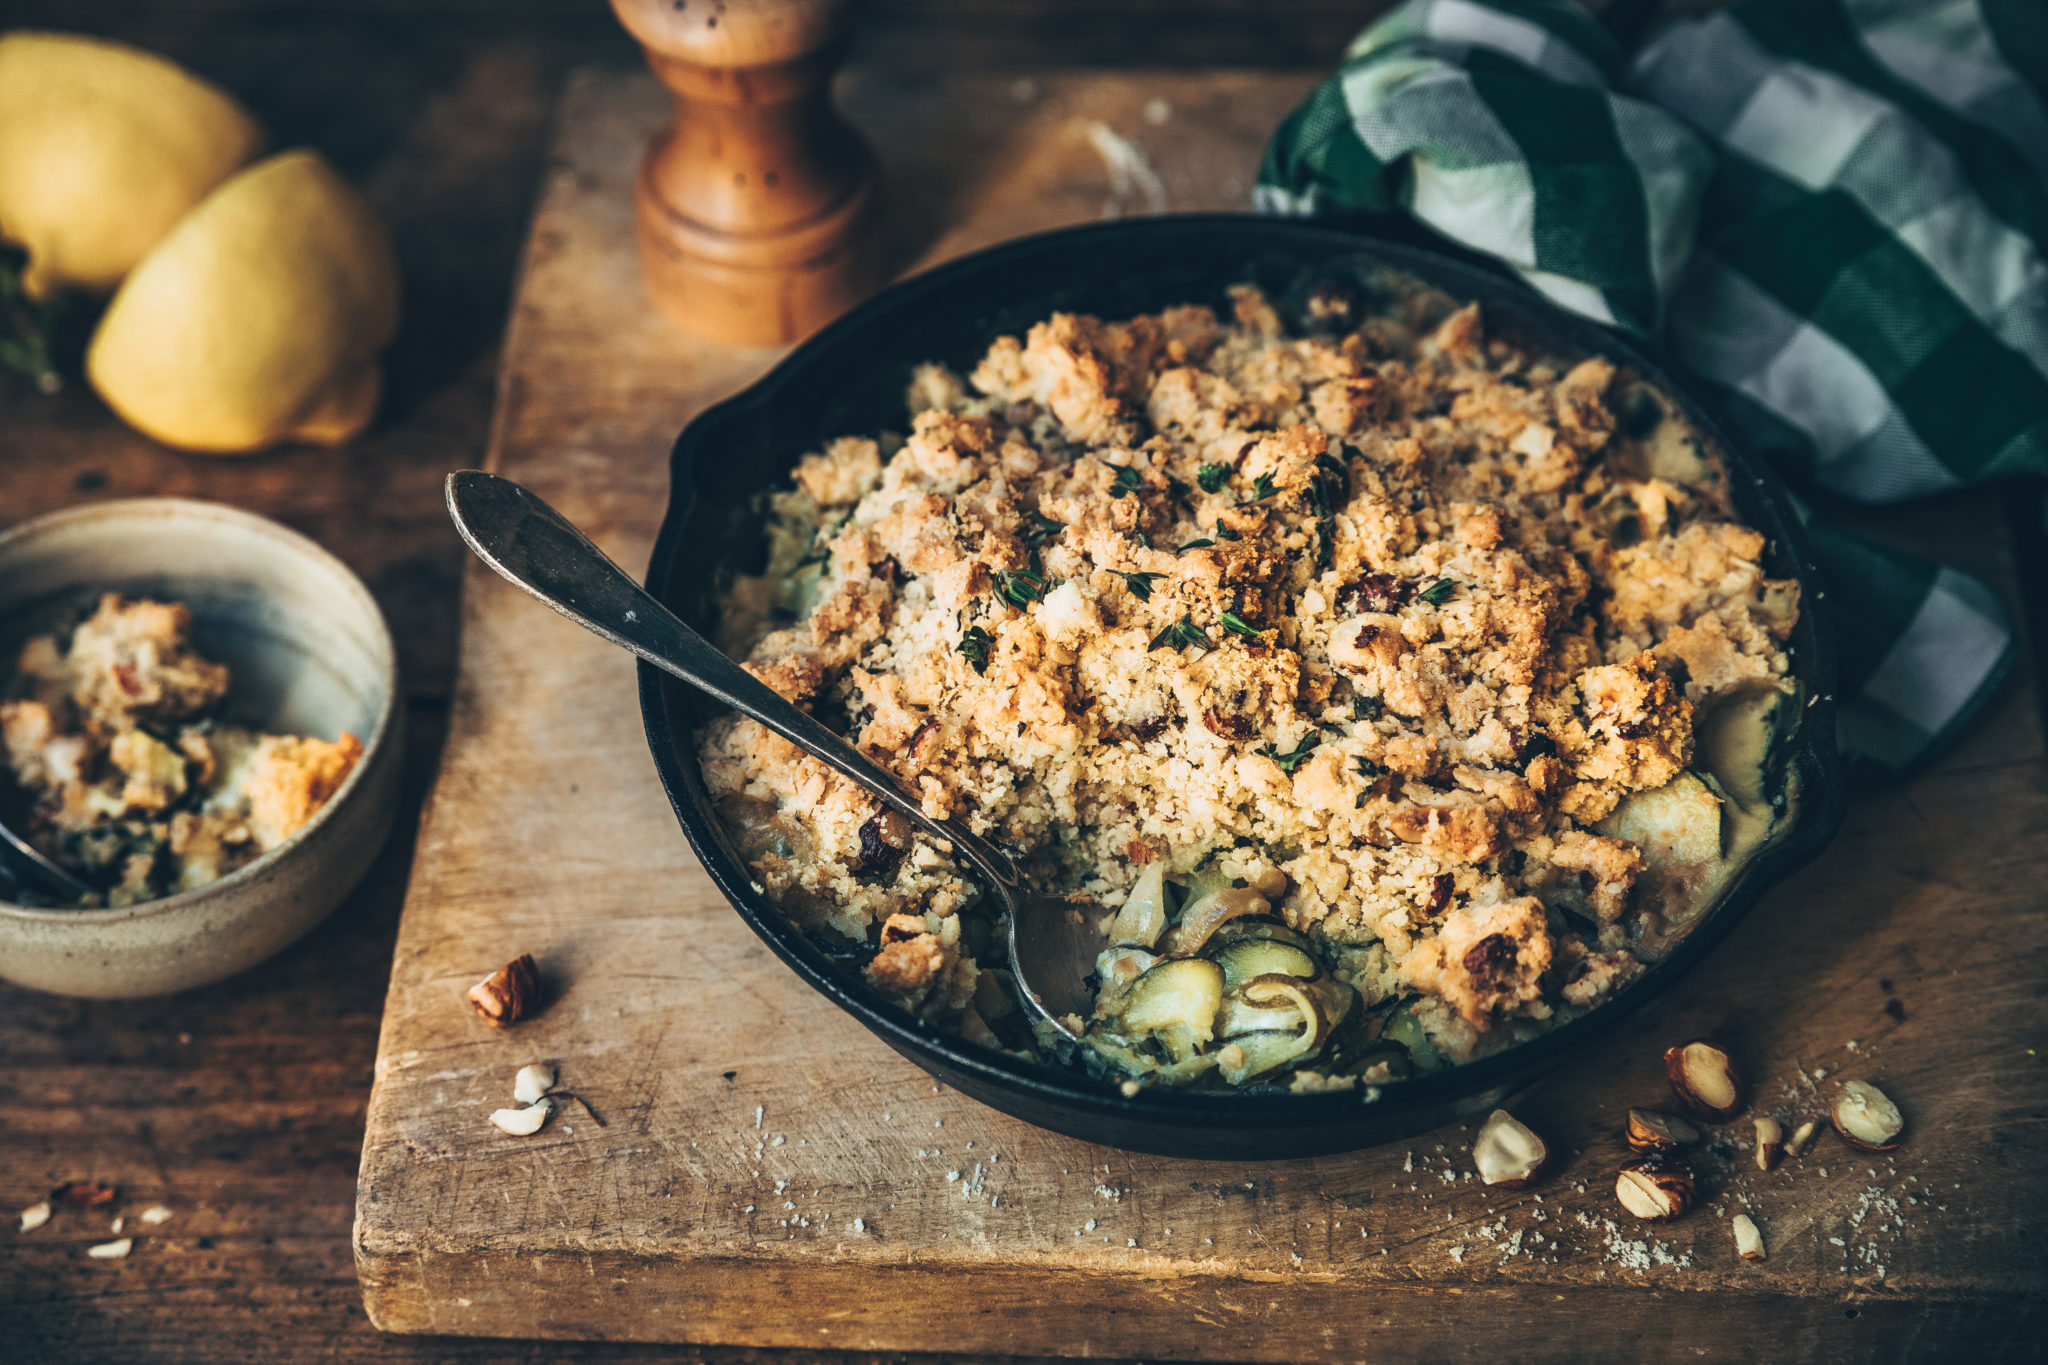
{"left": 4, "top": 4, "right": 2046, "bottom": 1362}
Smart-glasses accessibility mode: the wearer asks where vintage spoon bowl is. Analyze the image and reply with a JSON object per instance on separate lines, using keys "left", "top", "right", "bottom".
{"left": 443, "top": 470, "right": 1105, "bottom": 1039}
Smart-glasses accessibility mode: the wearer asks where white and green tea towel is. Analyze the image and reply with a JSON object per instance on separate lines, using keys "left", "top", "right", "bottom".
{"left": 1257, "top": 0, "right": 2044, "bottom": 771}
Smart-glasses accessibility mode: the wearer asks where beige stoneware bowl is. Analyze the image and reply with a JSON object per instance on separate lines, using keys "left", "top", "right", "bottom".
{"left": 0, "top": 498, "right": 401, "bottom": 997}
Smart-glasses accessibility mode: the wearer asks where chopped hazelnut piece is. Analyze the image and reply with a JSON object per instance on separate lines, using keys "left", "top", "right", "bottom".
{"left": 1615, "top": 1158, "right": 1695, "bottom": 1221}
{"left": 1664, "top": 1040, "right": 1743, "bottom": 1122}
{"left": 18, "top": 1202, "right": 51, "bottom": 1233}
{"left": 1473, "top": 1108, "right": 1547, "bottom": 1188}
{"left": 1732, "top": 1213, "right": 1765, "bottom": 1262}
{"left": 513, "top": 1062, "right": 556, "bottom": 1105}
{"left": 86, "top": 1238, "right": 133, "bottom": 1260}
{"left": 1753, "top": 1116, "right": 1784, "bottom": 1171}
{"left": 1785, "top": 1119, "right": 1820, "bottom": 1157}
{"left": 1830, "top": 1080, "right": 1904, "bottom": 1151}
{"left": 52, "top": 1180, "right": 116, "bottom": 1208}
{"left": 1625, "top": 1107, "right": 1701, "bottom": 1154}
{"left": 488, "top": 1098, "right": 553, "bottom": 1136}
{"left": 468, "top": 953, "right": 540, "bottom": 1027}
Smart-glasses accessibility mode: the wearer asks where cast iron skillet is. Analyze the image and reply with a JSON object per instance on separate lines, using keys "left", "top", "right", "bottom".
{"left": 639, "top": 214, "right": 1843, "bottom": 1160}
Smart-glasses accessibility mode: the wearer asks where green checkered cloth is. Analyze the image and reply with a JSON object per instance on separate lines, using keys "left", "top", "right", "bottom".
{"left": 1256, "top": 0, "right": 2046, "bottom": 771}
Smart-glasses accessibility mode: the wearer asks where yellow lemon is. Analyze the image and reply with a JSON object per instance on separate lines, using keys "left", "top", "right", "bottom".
{"left": 0, "top": 32, "right": 263, "bottom": 299}
{"left": 86, "top": 151, "right": 401, "bottom": 454}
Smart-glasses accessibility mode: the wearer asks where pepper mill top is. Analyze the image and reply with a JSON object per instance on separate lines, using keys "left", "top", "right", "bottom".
{"left": 611, "top": 0, "right": 852, "bottom": 69}
{"left": 610, "top": 0, "right": 884, "bottom": 345}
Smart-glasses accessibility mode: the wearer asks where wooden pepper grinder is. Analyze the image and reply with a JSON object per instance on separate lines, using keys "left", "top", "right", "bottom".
{"left": 610, "top": 0, "right": 885, "bottom": 345}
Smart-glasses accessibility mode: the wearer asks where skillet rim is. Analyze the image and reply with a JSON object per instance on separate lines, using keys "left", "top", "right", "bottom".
{"left": 638, "top": 212, "right": 1844, "bottom": 1145}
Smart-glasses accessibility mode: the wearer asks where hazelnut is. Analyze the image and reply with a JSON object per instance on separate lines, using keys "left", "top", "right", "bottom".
{"left": 1830, "top": 1080, "right": 1904, "bottom": 1151}
{"left": 1785, "top": 1118, "right": 1820, "bottom": 1157}
{"left": 467, "top": 953, "right": 540, "bottom": 1027}
{"left": 513, "top": 1062, "right": 556, "bottom": 1105}
{"left": 1664, "top": 1040, "right": 1743, "bottom": 1122}
{"left": 1615, "top": 1158, "right": 1695, "bottom": 1221}
{"left": 1753, "top": 1116, "right": 1784, "bottom": 1171}
{"left": 1732, "top": 1213, "right": 1766, "bottom": 1262}
{"left": 1625, "top": 1107, "right": 1701, "bottom": 1154}
{"left": 1473, "top": 1108, "right": 1548, "bottom": 1189}
{"left": 488, "top": 1098, "right": 553, "bottom": 1136}
{"left": 51, "top": 1180, "right": 116, "bottom": 1208}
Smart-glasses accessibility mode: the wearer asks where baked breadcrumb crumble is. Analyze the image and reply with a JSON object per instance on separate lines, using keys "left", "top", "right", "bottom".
{"left": 700, "top": 275, "right": 1800, "bottom": 1091}
{"left": 2, "top": 594, "right": 363, "bottom": 907}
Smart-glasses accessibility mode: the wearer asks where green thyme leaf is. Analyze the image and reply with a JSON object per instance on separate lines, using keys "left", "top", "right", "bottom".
{"left": 1266, "top": 733, "right": 1320, "bottom": 775}
{"left": 1116, "top": 571, "right": 1163, "bottom": 602}
{"left": 1196, "top": 463, "right": 1229, "bottom": 494}
{"left": 1242, "top": 473, "right": 1278, "bottom": 503}
{"left": 1355, "top": 791, "right": 1369, "bottom": 809}
{"left": 1148, "top": 613, "right": 1209, "bottom": 653}
{"left": 1418, "top": 578, "right": 1458, "bottom": 606}
{"left": 1178, "top": 537, "right": 1215, "bottom": 552}
{"left": 1352, "top": 694, "right": 1382, "bottom": 721}
{"left": 1219, "top": 610, "right": 1261, "bottom": 639}
{"left": 1306, "top": 473, "right": 1334, "bottom": 517}
{"left": 1132, "top": 530, "right": 1152, "bottom": 549}
{"left": 1025, "top": 512, "right": 1064, "bottom": 549}
{"left": 1214, "top": 519, "right": 1241, "bottom": 542}
{"left": 994, "top": 568, "right": 1050, "bottom": 608}
{"left": 958, "top": 626, "right": 994, "bottom": 674}
{"left": 1110, "top": 466, "right": 1143, "bottom": 498}
{"left": 1353, "top": 756, "right": 1382, "bottom": 778}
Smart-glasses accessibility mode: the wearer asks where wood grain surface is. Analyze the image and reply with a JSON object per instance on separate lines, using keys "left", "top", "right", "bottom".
{"left": 350, "top": 68, "right": 2048, "bottom": 1360}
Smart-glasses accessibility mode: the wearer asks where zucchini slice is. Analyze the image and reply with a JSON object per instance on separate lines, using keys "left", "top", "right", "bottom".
{"left": 1214, "top": 937, "right": 1321, "bottom": 989}
{"left": 1118, "top": 958, "right": 1225, "bottom": 1063}
{"left": 1107, "top": 861, "right": 1169, "bottom": 949}
{"left": 1217, "top": 1028, "right": 1317, "bottom": 1085}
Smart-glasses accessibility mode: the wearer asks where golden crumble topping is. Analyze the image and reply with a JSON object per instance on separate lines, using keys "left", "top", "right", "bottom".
{"left": 700, "top": 278, "right": 1800, "bottom": 1089}
{"left": 2, "top": 594, "right": 364, "bottom": 906}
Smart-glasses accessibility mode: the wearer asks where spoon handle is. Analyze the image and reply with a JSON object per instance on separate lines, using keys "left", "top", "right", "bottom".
{"left": 443, "top": 471, "right": 1021, "bottom": 890}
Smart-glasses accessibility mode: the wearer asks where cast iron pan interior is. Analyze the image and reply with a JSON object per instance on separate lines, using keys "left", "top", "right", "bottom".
{"left": 640, "top": 214, "right": 1843, "bottom": 1160}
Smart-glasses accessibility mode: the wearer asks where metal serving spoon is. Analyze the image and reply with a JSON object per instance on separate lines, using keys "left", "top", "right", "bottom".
{"left": 444, "top": 470, "right": 1104, "bottom": 1041}
{"left": 0, "top": 771, "right": 94, "bottom": 904}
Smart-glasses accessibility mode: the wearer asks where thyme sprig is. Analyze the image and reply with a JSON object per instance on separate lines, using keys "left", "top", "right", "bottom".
{"left": 0, "top": 252, "right": 62, "bottom": 395}
{"left": 1148, "top": 613, "right": 1209, "bottom": 653}
{"left": 1116, "top": 571, "right": 1162, "bottom": 601}
{"left": 994, "top": 567, "right": 1052, "bottom": 608}
{"left": 1267, "top": 733, "right": 1321, "bottom": 775}
{"left": 958, "top": 626, "right": 994, "bottom": 674}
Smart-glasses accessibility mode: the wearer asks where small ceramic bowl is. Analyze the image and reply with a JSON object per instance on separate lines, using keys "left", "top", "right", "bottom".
{"left": 0, "top": 498, "right": 402, "bottom": 998}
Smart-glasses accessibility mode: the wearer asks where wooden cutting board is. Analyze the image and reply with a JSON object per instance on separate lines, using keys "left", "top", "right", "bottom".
{"left": 353, "top": 67, "right": 2048, "bottom": 1359}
